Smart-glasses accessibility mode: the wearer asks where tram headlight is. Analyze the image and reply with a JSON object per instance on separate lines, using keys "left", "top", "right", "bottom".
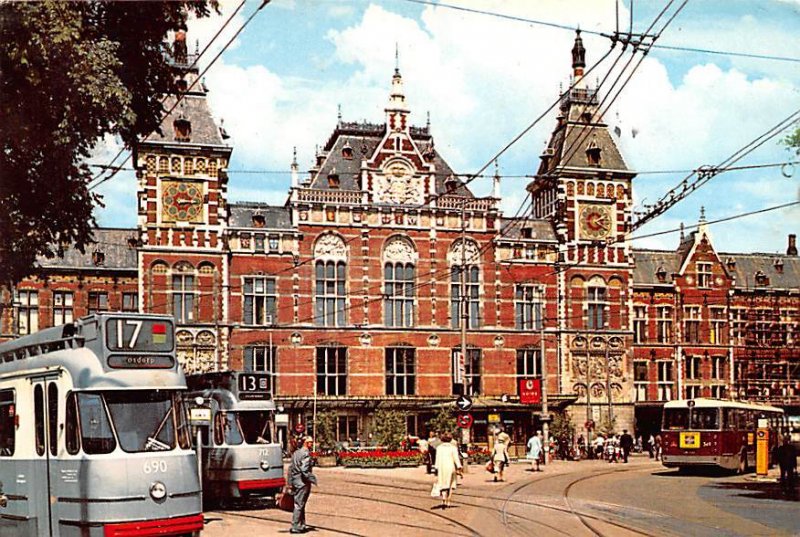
{"left": 260, "top": 460, "right": 270, "bottom": 471}
{"left": 150, "top": 481, "right": 167, "bottom": 501}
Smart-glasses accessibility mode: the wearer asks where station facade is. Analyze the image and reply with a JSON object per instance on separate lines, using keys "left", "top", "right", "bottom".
{"left": 2, "top": 33, "right": 798, "bottom": 447}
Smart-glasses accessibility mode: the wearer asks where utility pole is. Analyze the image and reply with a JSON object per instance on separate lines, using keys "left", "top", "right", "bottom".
{"left": 460, "top": 201, "right": 468, "bottom": 395}
{"left": 540, "top": 319, "right": 549, "bottom": 464}
{"left": 585, "top": 333, "right": 593, "bottom": 453}
{"left": 604, "top": 339, "right": 613, "bottom": 424}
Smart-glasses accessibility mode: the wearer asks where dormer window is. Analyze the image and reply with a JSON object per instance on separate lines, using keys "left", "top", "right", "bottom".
{"left": 175, "top": 77, "right": 188, "bottom": 93}
{"left": 521, "top": 227, "right": 533, "bottom": 239}
{"left": 327, "top": 173, "right": 340, "bottom": 189}
{"left": 92, "top": 251, "right": 105, "bottom": 266}
{"left": 656, "top": 265, "right": 667, "bottom": 283}
{"left": 127, "top": 238, "right": 139, "bottom": 249}
{"left": 252, "top": 214, "right": 265, "bottom": 228}
{"left": 173, "top": 117, "right": 191, "bottom": 142}
{"left": 773, "top": 258, "right": 784, "bottom": 274}
{"left": 725, "top": 257, "right": 736, "bottom": 271}
{"left": 755, "top": 270, "right": 768, "bottom": 286}
{"left": 342, "top": 143, "right": 353, "bottom": 160}
{"left": 581, "top": 111, "right": 593, "bottom": 123}
{"left": 445, "top": 175, "right": 458, "bottom": 194}
{"left": 586, "top": 138, "right": 601, "bottom": 166}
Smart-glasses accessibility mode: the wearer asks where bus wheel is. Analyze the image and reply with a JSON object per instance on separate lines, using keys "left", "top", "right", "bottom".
{"left": 738, "top": 453, "right": 748, "bottom": 474}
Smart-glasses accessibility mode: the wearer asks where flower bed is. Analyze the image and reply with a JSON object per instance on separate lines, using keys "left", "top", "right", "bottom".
{"left": 337, "top": 450, "right": 423, "bottom": 468}
{"left": 467, "top": 448, "right": 491, "bottom": 464}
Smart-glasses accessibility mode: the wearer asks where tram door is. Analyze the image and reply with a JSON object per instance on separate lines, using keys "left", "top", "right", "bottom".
{"left": 31, "top": 376, "right": 61, "bottom": 537}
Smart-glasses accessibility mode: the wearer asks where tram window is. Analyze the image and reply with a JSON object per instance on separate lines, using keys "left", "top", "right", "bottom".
{"left": 214, "top": 412, "right": 243, "bottom": 446}
{"left": 0, "top": 389, "right": 15, "bottom": 456}
{"left": 239, "top": 411, "right": 273, "bottom": 444}
{"left": 65, "top": 393, "right": 80, "bottom": 455}
{"left": 174, "top": 395, "right": 192, "bottom": 450}
{"left": 48, "top": 383, "right": 58, "bottom": 456}
{"left": 690, "top": 408, "right": 720, "bottom": 430}
{"left": 78, "top": 393, "right": 116, "bottom": 454}
{"left": 34, "top": 384, "right": 45, "bottom": 456}
{"left": 724, "top": 409, "right": 737, "bottom": 430}
{"left": 663, "top": 408, "right": 689, "bottom": 430}
{"left": 104, "top": 391, "right": 177, "bottom": 452}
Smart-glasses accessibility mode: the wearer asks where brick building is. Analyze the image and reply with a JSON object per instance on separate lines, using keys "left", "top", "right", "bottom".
{"left": 2, "top": 33, "right": 798, "bottom": 446}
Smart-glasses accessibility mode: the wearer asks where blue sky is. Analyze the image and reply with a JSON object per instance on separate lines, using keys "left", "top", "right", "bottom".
{"left": 93, "top": 0, "right": 800, "bottom": 254}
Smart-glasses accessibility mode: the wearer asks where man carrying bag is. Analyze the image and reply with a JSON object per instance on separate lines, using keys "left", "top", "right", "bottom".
{"left": 288, "top": 436, "right": 318, "bottom": 534}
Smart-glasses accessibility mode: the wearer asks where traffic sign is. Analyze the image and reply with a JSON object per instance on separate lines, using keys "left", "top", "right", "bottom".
{"left": 457, "top": 413, "right": 473, "bottom": 429}
{"left": 294, "top": 423, "right": 306, "bottom": 434}
{"left": 456, "top": 395, "right": 473, "bottom": 411}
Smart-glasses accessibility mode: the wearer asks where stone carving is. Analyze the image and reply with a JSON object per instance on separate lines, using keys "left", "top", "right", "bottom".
{"left": 176, "top": 330, "right": 193, "bottom": 345}
{"left": 383, "top": 236, "right": 417, "bottom": 264}
{"left": 493, "top": 335, "right": 505, "bottom": 348}
{"left": 196, "top": 330, "right": 216, "bottom": 346}
{"left": 611, "top": 383, "right": 624, "bottom": 401}
{"left": 290, "top": 332, "right": 303, "bottom": 346}
{"left": 590, "top": 383, "right": 605, "bottom": 399}
{"left": 448, "top": 239, "right": 480, "bottom": 265}
{"left": 359, "top": 333, "right": 372, "bottom": 347}
{"left": 427, "top": 334, "right": 440, "bottom": 347}
{"left": 314, "top": 233, "right": 347, "bottom": 259}
{"left": 572, "top": 383, "right": 587, "bottom": 399}
{"left": 375, "top": 161, "right": 423, "bottom": 204}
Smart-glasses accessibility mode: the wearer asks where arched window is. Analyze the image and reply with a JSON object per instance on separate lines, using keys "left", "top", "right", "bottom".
{"left": 172, "top": 262, "right": 195, "bottom": 323}
{"left": 383, "top": 236, "right": 417, "bottom": 327}
{"left": 314, "top": 234, "right": 347, "bottom": 327}
{"left": 449, "top": 239, "right": 481, "bottom": 329}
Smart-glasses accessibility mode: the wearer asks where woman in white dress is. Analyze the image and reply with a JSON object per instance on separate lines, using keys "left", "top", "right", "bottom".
{"left": 434, "top": 432, "right": 462, "bottom": 509}
{"left": 527, "top": 430, "right": 543, "bottom": 471}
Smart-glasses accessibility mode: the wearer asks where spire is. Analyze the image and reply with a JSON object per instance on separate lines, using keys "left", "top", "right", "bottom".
{"left": 572, "top": 29, "right": 586, "bottom": 75}
{"left": 337, "top": 104, "right": 342, "bottom": 125}
{"left": 699, "top": 206, "right": 706, "bottom": 223}
{"left": 385, "top": 50, "right": 409, "bottom": 131}
{"left": 492, "top": 160, "right": 501, "bottom": 198}
{"left": 291, "top": 146, "right": 299, "bottom": 188}
{"left": 395, "top": 42, "right": 400, "bottom": 75}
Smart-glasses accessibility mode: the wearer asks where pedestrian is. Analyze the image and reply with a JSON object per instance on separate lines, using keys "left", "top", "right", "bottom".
{"left": 288, "top": 436, "right": 317, "bottom": 534}
{"left": 775, "top": 435, "right": 798, "bottom": 491}
{"left": 492, "top": 428, "right": 510, "bottom": 481}
{"left": 527, "top": 430, "right": 543, "bottom": 471}
{"left": 635, "top": 435, "right": 643, "bottom": 454}
{"left": 620, "top": 429, "right": 634, "bottom": 463}
{"left": 434, "top": 432, "right": 462, "bottom": 509}
{"left": 418, "top": 434, "right": 430, "bottom": 474}
{"left": 605, "top": 435, "right": 618, "bottom": 463}
{"left": 594, "top": 434, "right": 605, "bottom": 460}
{"left": 427, "top": 431, "right": 440, "bottom": 475}
{"left": 654, "top": 433, "right": 663, "bottom": 461}
{"left": 647, "top": 433, "right": 655, "bottom": 458}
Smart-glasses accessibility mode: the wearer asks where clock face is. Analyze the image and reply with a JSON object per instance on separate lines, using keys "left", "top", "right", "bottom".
{"left": 162, "top": 181, "right": 203, "bottom": 223}
{"left": 579, "top": 204, "right": 613, "bottom": 240}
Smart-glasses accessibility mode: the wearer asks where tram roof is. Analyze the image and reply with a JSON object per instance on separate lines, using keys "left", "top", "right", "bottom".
{"left": 663, "top": 398, "right": 784, "bottom": 413}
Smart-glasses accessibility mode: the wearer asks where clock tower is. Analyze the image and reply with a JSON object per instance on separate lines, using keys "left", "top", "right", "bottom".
{"left": 528, "top": 31, "right": 637, "bottom": 434}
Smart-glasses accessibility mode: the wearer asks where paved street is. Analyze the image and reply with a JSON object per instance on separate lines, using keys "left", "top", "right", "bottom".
{"left": 201, "top": 457, "right": 799, "bottom": 536}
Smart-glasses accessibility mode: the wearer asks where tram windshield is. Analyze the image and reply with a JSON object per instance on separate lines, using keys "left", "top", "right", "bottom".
{"left": 214, "top": 411, "right": 243, "bottom": 445}
{"left": 104, "top": 391, "right": 191, "bottom": 452}
{"left": 238, "top": 410, "right": 274, "bottom": 444}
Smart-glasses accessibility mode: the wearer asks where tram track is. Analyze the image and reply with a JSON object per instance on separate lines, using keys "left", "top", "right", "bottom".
{"left": 214, "top": 509, "right": 367, "bottom": 536}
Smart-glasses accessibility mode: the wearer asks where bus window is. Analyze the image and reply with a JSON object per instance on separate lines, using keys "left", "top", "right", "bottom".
{"left": 65, "top": 393, "right": 80, "bottom": 455}
{"left": 48, "top": 383, "right": 58, "bottom": 456}
{"left": 663, "top": 408, "right": 689, "bottom": 430}
{"left": 0, "top": 389, "right": 15, "bottom": 456}
{"left": 78, "top": 393, "right": 116, "bottom": 454}
{"left": 690, "top": 408, "right": 720, "bottom": 430}
{"left": 239, "top": 411, "right": 273, "bottom": 444}
{"left": 214, "top": 412, "right": 243, "bottom": 446}
{"left": 34, "top": 384, "right": 45, "bottom": 456}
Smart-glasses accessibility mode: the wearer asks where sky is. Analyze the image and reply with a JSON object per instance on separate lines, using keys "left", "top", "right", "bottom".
{"left": 92, "top": 0, "right": 800, "bottom": 254}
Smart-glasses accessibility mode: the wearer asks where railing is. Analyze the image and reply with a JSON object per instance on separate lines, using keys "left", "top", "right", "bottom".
{"left": 437, "top": 196, "right": 497, "bottom": 211}
{"left": 296, "top": 189, "right": 364, "bottom": 204}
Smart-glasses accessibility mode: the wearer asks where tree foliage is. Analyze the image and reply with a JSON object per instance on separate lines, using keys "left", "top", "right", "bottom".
{"left": 0, "top": 1, "right": 213, "bottom": 286}
{"left": 549, "top": 410, "right": 576, "bottom": 442}
{"left": 371, "top": 409, "right": 406, "bottom": 450}
{"left": 426, "top": 407, "right": 456, "bottom": 437}
{"left": 784, "top": 127, "right": 800, "bottom": 155}
{"left": 314, "top": 411, "right": 336, "bottom": 453}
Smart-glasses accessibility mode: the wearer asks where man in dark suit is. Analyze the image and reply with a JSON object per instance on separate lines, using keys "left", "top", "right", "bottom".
{"left": 289, "top": 436, "right": 317, "bottom": 534}
{"left": 619, "top": 429, "right": 634, "bottom": 463}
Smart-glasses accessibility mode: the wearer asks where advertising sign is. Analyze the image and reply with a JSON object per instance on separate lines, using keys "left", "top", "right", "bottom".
{"left": 519, "top": 378, "right": 541, "bottom": 404}
{"left": 756, "top": 429, "right": 769, "bottom": 476}
{"left": 679, "top": 431, "right": 700, "bottom": 449}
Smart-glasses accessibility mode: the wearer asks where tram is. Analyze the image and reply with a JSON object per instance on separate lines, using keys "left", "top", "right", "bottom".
{"left": 0, "top": 313, "right": 202, "bottom": 537}
{"left": 661, "top": 398, "right": 785, "bottom": 472}
{"left": 185, "top": 371, "right": 284, "bottom": 504}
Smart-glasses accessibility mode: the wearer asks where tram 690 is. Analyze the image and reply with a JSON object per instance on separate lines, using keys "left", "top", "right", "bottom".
{"left": 185, "top": 372, "right": 284, "bottom": 505}
{"left": 0, "top": 314, "right": 202, "bottom": 537}
{"left": 661, "top": 398, "right": 785, "bottom": 472}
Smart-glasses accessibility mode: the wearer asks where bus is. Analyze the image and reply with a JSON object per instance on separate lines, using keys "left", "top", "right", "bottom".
{"left": 0, "top": 314, "right": 202, "bottom": 537}
{"left": 661, "top": 398, "right": 785, "bottom": 472}
{"left": 185, "top": 372, "right": 284, "bottom": 505}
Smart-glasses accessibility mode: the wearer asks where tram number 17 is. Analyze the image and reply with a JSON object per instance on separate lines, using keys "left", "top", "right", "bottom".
{"left": 117, "top": 319, "right": 143, "bottom": 349}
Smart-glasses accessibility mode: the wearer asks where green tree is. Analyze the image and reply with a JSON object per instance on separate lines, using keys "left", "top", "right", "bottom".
{"left": 427, "top": 407, "right": 456, "bottom": 437}
{"left": 314, "top": 411, "right": 336, "bottom": 453}
{"left": 549, "top": 410, "right": 576, "bottom": 443}
{"left": 0, "top": 1, "right": 214, "bottom": 286}
{"left": 784, "top": 127, "right": 800, "bottom": 155}
{"left": 371, "top": 409, "right": 406, "bottom": 450}
{"left": 599, "top": 414, "right": 617, "bottom": 437}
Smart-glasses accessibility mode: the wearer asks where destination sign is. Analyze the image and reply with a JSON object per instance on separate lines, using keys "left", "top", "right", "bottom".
{"left": 106, "top": 318, "right": 174, "bottom": 352}
{"left": 107, "top": 355, "right": 175, "bottom": 369}
{"left": 237, "top": 373, "right": 271, "bottom": 400}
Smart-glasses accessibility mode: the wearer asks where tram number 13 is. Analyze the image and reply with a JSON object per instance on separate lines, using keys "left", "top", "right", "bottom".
{"left": 143, "top": 460, "right": 168, "bottom": 474}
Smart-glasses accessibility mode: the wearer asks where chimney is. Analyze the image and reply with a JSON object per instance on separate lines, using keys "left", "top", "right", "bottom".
{"left": 787, "top": 234, "right": 797, "bottom": 256}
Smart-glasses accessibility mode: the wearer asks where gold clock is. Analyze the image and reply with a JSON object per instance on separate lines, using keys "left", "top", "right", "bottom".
{"left": 579, "top": 204, "right": 613, "bottom": 240}
{"left": 162, "top": 181, "right": 203, "bottom": 223}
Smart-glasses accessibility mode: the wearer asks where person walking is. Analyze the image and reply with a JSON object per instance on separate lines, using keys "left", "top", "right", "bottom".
{"left": 619, "top": 429, "right": 634, "bottom": 463}
{"left": 434, "top": 432, "right": 462, "bottom": 509}
{"left": 418, "top": 434, "right": 430, "bottom": 474}
{"left": 288, "top": 436, "right": 317, "bottom": 534}
{"left": 527, "top": 430, "right": 543, "bottom": 471}
{"left": 654, "top": 433, "right": 663, "bottom": 461}
{"left": 775, "top": 435, "right": 798, "bottom": 491}
{"left": 492, "top": 429, "right": 510, "bottom": 481}
{"left": 428, "top": 431, "right": 440, "bottom": 475}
